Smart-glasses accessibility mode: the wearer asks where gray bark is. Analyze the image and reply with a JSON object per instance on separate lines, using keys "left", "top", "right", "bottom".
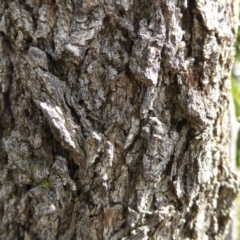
{"left": 0, "top": 0, "right": 239, "bottom": 239}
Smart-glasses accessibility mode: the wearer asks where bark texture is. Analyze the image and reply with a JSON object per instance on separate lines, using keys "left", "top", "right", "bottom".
{"left": 0, "top": 0, "right": 239, "bottom": 239}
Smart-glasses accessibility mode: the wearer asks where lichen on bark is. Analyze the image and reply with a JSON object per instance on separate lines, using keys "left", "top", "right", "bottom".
{"left": 0, "top": 0, "right": 239, "bottom": 239}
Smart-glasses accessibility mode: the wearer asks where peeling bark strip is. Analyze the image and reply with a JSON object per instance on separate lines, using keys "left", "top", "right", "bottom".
{"left": 0, "top": 0, "right": 238, "bottom": 239}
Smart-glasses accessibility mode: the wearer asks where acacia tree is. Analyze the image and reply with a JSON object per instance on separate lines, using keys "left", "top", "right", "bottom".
{"left": 0, "top": 0, "right": 239, "bottom": 239}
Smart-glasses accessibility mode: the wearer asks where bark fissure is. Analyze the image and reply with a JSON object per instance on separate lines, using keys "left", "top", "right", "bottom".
{"left": 0, "top": 0, "right": 239, "bottom": 239}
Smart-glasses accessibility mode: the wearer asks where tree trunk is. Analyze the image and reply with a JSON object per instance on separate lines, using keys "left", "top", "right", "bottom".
{"left": 0, "top": 0, "right": 239, "bottom": 239}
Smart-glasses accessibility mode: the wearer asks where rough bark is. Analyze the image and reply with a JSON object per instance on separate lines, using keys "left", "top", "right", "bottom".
{"left": 0, "top": 0, "right": 239, "bottom": 239}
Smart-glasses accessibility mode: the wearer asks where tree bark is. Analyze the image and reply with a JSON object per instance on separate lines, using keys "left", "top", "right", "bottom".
{"left": 0, "top": 0, "right": 239, "bottom": 239}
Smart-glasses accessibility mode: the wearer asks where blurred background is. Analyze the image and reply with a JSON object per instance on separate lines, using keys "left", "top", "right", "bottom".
{"left": 232, "top": 9, "right": 240, "bottom": 165}
{"left": 232, "top": 4, "right": 240, "bottom": 239}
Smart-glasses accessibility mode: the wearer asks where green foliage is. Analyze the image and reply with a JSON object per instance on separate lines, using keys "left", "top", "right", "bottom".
{"left": 236, "top": 27, "right": 240, "bottom": 60}
{"left": 232, "top": 74, "right": 240, "bottom": 168}
{"left": 232, "top": 77, "right": 240, "bottom": 117}
{"left": 232, "top": 3, "right": 240, "bottom": 168}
